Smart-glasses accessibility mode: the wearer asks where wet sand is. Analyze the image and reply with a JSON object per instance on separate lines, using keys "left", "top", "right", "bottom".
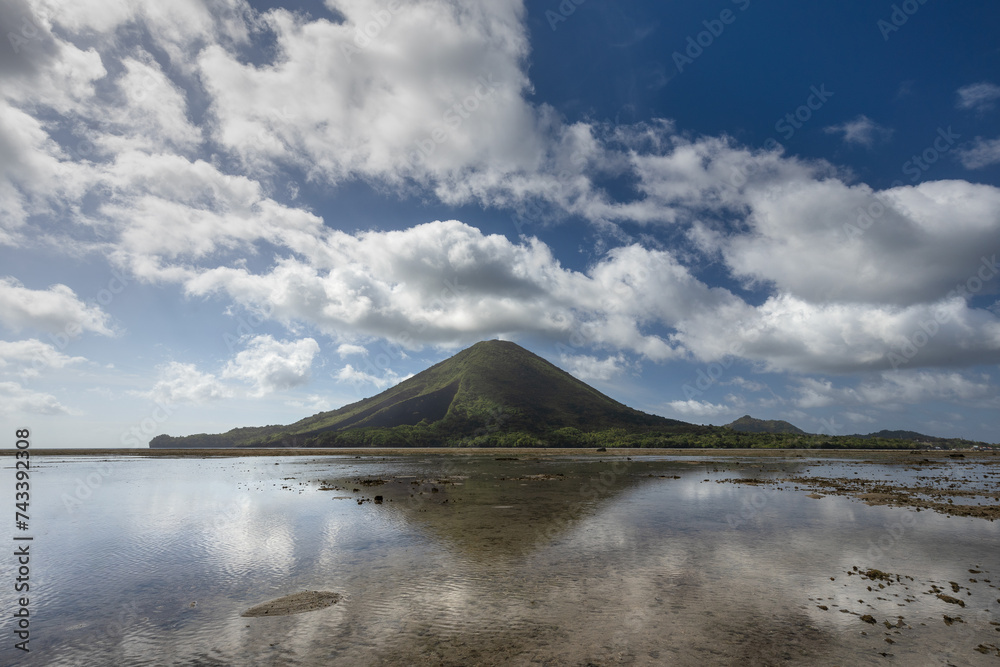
{"left": 715, "top": 453, "right": 1000, "bottom": 519}
{"left": 241, "top": 591, "right": 342, "bottom": 617}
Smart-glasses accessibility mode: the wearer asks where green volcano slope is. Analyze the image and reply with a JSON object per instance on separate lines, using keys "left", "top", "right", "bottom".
{"left": 150, "top": 340, "right": 705, "bottom": 448}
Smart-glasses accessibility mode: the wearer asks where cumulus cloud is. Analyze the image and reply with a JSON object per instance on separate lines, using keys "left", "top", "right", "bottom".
{"left": 792, "top": 371, "right": 995, "bottom": 409}
{"left": 958, "top": 137, "right": 1000, "bottom": 170}
{"left": 179, "top": 220, "right": 700, "bottom": 360}
{"left": 197, "top": 1, "right": 539, "bottom": 189}
{"left": 0, "top": 339, "right": 85, "bottom": 377}
{"left": 723, "top": 377, "right": 767, "bottom": 392}
{"left": 335, "top": 364, "right": 412, "bottom": 391}
{"left": 679, "top": 177, "right": 1000, "bottom": 308}
{"left": 676, "top": 294, "right": 1000, "bottom": 374}
{"left": 97, "top": 52, "right": 203, "bottom": 154}
{"left": 559, "top": 353, "right": 629, "bottom": 382}
{"left": 336, "top": 343, "right": 367, "bottom": 358}
{"left": 665, "top": 399, "right": 730, "bottom": 419}
{"left": 145, "top": 362, "right": 232, "bottom": 405}
{"left": 956, "top": 82, "right": 1000, "bottom": 113}
{"left": 32, "top": 0, "right": 252, "bottom": 65}
{"left": 843, "top": 411, "right": 877, "bottom": 424}
{"left": 222, "top": 335, "right": 319, "bottom": 396}
{"left": 0, "top": 278, "right": 113, "bottom": 336}
{"left": 141, "top": 336, "right": 320, "bottom": 404}
{"left": 0, "top": 101, "right": 93, "bottom": 242}
{"left": 0, "top": 381, "right": 77, "bottom": 415}
{"left": 824, "top": 115, "right": 893, "bottom": 147}
{"left": 2, "top": 0, "right": 999, "bottom": 404}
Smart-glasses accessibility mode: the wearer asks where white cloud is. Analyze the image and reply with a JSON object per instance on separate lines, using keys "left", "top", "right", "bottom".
{"left": 33, "top": 0, "right": 252, "bottom": 67}
{"left": 0, "top": 381, "right": 77, "bottom": 415}
{"left": 98, "top": 152, "right": 325, "bottom": 268}
{"left": 96, "top": 52, "right": 202, "bottom": 154}
{"left": 335, "top": 364, "right": 411, "bottom": 391}
{"left": 141, "top": 336, "right": 319, "bottom": 405}
{"left": 0, "top": 101, "right": 92, "bottom": 241}
{"left": 336, "top": 343, "right": 367, "bottom": 358}
{"left": 0, "top": 278, "right": 113, "bottom": 336}
{"left": 720, "top": 179, "right": 1000, "bottom": 307}
{"left": 0, "top": 339, "right": 85, "bottom": 377}
{"left": 179, "top": 220, "right": 699, "bottom": 360}
{"left": 222, "top": 335, "right": 319, "bottom": 396}
{"left": 198, "top": 1, "right": 539, "bottom": 189}
{"left": 0, "top": 19, "right": 106, "bottom": 113}
{"left": 559, "top": 353, "right": 629, "bottom": 382}
{"left": 956, "top": 82, "right": 1000, "bottom": 113}
{"left": 628, "top": 132, "right": 1000, "bottom": 308}
{"left": 665, "top": 399, "right": 730, "bottom": 419}
{"left": 723, "top": 376, "right": 767, "bottom": 392}
{"left": 958, "top": 137, "right": 1000, "bottom": 170}
{"left": 824, "top": 115, "right": 892, "bottom": 147}
{"left": 793, "top": 371, "right": 994, "bottom": 409}
{"left": 145, "top": 362, "right": 232, "bottom": 405}
{"left": 1, "top": 0, "right": 998, "bottom": 399}
{"left": 844, "top": 411, "right": 877, "bottom": 424}
{"left": 285, "top": 393, "right": 332, "bottom": 413}
{"left": 676, "top": 294, "right": 1000, "bottom": 374}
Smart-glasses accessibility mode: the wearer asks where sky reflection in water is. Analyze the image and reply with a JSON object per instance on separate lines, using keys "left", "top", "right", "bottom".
{"left": 4, "top": 454, "right": 999, "bottom": 666}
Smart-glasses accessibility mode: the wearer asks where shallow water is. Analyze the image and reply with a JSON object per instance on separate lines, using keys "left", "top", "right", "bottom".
{"left": 3, "top": 454, "right": 999, "bottom": 665}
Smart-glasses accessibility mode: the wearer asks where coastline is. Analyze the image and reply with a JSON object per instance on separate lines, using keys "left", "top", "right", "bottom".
{"left": 15, "top": 447, "right": 1000, "bottom": 460}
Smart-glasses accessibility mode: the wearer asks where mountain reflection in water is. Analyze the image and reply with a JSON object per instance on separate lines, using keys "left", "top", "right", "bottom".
{"left": 9, "top": 453, "right": 999, "bottom": 666}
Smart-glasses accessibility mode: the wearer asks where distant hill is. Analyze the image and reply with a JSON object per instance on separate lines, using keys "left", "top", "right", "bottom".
{"left": 854, "top": 429, "right": 989, "bottom": 449}
{"left": 725, "top": 415, "right": 807, "bottom": 435}
{"left": 151, "top": 340, "right": 705, "bottom": 448}
{"left": 858, "top": 429, "right": 934, "bottom": 442}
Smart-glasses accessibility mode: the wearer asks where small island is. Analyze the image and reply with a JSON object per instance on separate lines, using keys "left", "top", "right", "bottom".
{"left": 151, "top": 341, "right": 991, "bottom": 451}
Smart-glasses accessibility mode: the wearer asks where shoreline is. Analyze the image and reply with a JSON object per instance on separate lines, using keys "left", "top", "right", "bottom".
{"left": 14, "top": 447, "right": 1000, "bottom": 460}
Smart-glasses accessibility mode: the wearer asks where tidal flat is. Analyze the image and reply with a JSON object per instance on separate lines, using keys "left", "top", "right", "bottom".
{"left": 4, "top": 450, "right": 999, "bottom": 665}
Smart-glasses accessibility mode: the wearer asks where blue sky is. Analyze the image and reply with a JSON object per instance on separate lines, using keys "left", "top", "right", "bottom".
{"left": 1, "top": 0, "right": 999, "bottom": 447}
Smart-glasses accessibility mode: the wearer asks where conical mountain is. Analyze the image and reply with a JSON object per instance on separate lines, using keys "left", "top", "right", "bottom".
{"left": 151, "top": 340, "right": 700, "bottom": 448}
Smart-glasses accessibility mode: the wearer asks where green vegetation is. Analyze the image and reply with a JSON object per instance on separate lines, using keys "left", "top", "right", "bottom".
{"left": 851, "top": 429, "right": 985, "bottom": 449}
{"left": 149, "top": 340, "right": 984, "bottom": 450}
{"left": 726, "top": 415, "right": 806, "bottom": 435}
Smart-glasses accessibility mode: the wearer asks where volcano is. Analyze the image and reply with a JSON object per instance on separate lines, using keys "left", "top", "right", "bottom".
{"left": 150, "top": 340, "right": 704, "bottom": 448}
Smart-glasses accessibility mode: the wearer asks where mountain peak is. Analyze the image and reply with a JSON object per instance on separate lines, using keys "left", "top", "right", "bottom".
{"left": 152, "top": 340, "right": 699, "bottom": 448}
